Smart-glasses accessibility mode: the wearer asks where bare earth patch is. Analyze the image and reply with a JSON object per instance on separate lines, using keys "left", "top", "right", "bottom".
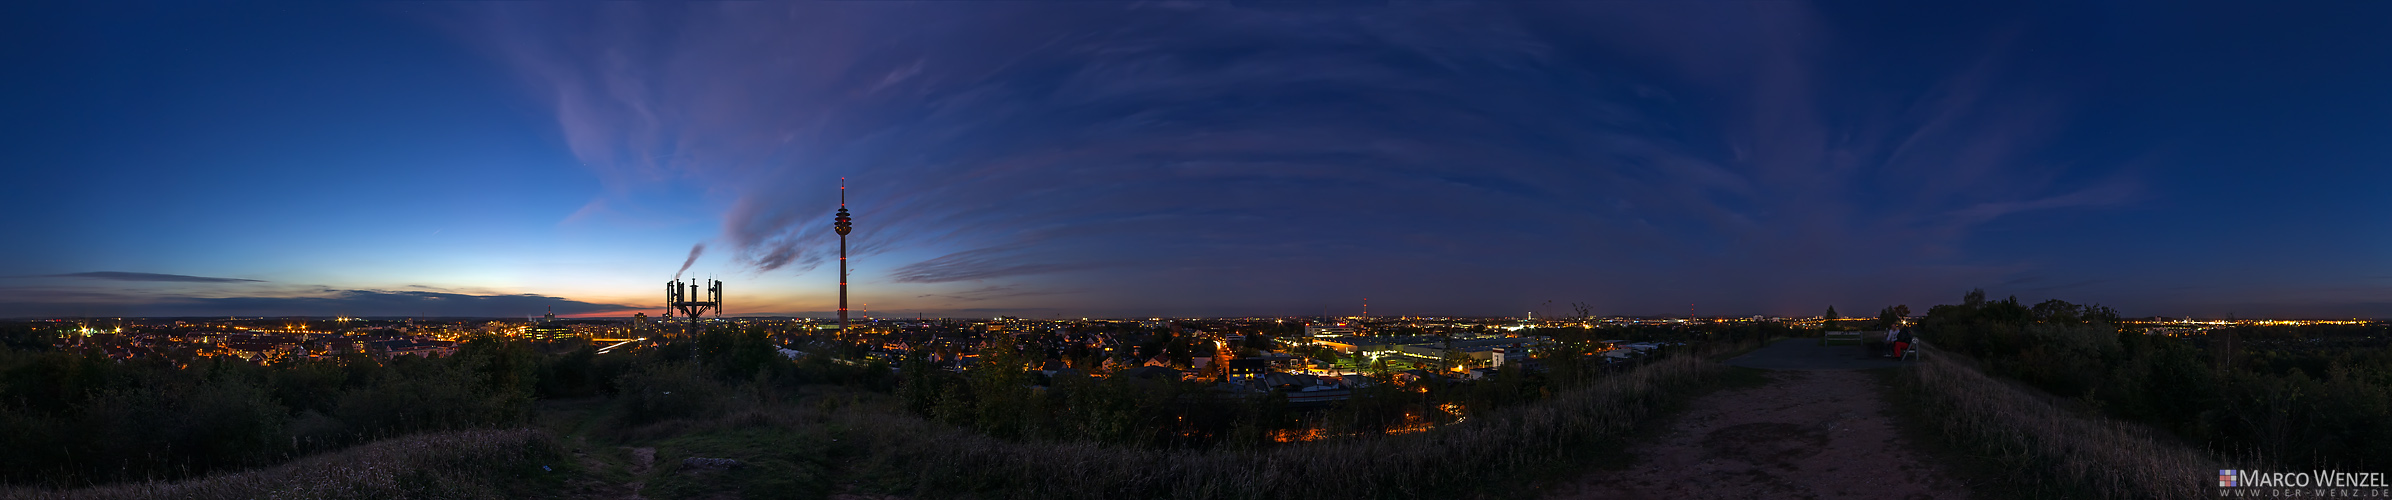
{"left": 625, "top": 447, "right": 655, "bottom": 499}
{"left": 1547, "top": 370, "right": 1968, "bottom": 500}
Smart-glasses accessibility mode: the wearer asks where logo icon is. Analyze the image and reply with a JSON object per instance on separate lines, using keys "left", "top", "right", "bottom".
{"left": 2219, "top": 470, "right": 2238, "bottom": 487}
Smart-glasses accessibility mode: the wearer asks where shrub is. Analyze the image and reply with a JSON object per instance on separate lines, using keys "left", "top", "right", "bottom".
{"left": 614, "top": 362, "right": 729, "bottom": 425}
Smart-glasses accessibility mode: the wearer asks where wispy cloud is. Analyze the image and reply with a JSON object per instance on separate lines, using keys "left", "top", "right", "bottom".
{"left": 890, "top": 247, "right": 1102, "bottom": 284}
{"left": 453, "top": 2, "right": 2150, "bottom": 315}
{"left": 32, "top": 272, "right": 263, "bottom": 283}
{"left": 915, "top": 284, "right": 1071, "bottom": 303}
{"left": 1948, "top": 181, "right": 2139, "bottom": 225}
{"left": 0, "top": 287, "right": 639, "bottom": 318}
{"left": 2023, "top": 279, "right": 2107, "bottom": 294}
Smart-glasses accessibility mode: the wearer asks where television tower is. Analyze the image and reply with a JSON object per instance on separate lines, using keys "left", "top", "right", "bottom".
{"left": 835, "top": 178, "right": 854, "bottom": 335}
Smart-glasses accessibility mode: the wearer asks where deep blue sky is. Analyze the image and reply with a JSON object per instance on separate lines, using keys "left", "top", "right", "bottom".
{"left": 4, "top": 2, "right": 2389, "bottom": 319}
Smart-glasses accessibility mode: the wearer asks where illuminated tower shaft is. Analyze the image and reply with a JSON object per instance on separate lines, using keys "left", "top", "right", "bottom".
{"left": 839, "top": 235, "right": 847, "bottom": 331}
{"left": 835, "top": 179, "right": 853, "bottom": 335}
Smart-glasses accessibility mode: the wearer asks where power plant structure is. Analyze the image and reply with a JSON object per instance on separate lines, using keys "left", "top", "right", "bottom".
{"left": 834, "top": 178, "right": 854, "bottom": 336}
{"left": 663, "top": 278, "right": 721, "bottom": 339}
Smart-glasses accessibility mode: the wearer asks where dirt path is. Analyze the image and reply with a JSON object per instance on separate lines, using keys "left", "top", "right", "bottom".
{"left": 1546, "top": 368, "right": 1968, "bottom": 500}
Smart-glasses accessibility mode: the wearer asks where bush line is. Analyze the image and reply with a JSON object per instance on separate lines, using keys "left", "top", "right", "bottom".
{"left": 1901, "top": 351, "right": 2223, "bottom": 499}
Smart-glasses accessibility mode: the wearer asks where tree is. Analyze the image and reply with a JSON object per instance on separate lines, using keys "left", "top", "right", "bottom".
{"left": 965, "top": 339, "right": 1032, "bottom": 437}
{"left": 1441, "top": 335, "right": 1472, "bottom": 372}
{"left": 898, "top": 351, "right": 944, "bottom": 415}
{"left": 1878, "top": 305, "right": 1911, "bottom": 329}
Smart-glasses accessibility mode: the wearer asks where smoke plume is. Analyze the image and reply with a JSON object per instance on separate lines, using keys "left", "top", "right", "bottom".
{"left": 674, "top": 244, "right": 706, "bottom": 279}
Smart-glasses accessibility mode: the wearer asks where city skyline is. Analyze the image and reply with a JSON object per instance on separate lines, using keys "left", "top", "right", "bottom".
{"left": 8, "top": 2, "right": 2392, "bottom": 319}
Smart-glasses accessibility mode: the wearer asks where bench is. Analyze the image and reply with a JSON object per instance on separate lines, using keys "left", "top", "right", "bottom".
{"left": 1822, "top": 331, "right": 1864, "bottom": 345}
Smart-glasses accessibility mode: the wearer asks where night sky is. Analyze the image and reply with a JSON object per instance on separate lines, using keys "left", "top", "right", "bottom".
{"left": 5, "top": 2, "right": 2391, "bottom": 319}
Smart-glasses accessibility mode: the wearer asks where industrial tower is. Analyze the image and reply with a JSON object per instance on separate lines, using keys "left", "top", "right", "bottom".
{"left": 834, "top": 178, "right": 854, "bottom": 335}
{"left": 664, "top": 278, "right": 721, "bottom": 339}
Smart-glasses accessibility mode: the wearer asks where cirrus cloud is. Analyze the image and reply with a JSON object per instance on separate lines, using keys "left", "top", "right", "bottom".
{"left": 30, "top": 272, "right": 264, "bottom": 283}
{"left": 453, "top": 2, "right": 2150, "bottom": 316}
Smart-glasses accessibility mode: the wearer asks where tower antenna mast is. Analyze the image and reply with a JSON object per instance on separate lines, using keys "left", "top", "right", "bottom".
{"left": 835, "top": 178, "right": 854, "bottom": 336}
{"left": 663, "top": 277, "right": 721, "bottom": 340}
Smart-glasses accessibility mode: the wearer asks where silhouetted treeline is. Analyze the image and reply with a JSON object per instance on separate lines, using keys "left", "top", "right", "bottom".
{"left": 1919, "top": 290, "right": 2392, "bottom": 471}
{"left": 0, "top": 324, "right": 882, "bottom": 487}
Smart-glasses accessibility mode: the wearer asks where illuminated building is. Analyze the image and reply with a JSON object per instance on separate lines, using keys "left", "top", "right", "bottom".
{"left": 527, "top": 307, "right": 570, "bottom": 339}
{"left": 1305, "top": 323, "right": 1354, "bottom": 337}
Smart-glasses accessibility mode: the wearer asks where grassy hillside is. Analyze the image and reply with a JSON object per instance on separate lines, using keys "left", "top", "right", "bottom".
{"left": 1893, "top": 347, "right": 2222, "bottom": 499}
{"left": 0, "top": 429, "right": 563, "bottom": 500}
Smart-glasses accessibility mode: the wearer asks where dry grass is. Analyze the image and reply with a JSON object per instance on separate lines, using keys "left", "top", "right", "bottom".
{"left": 831, "top": 353, "right": 1727, "bottom": 500}
{"left": 0, "top": 429, "right": 560, "bottom": 500}
{"left": 1902, "top": 349, "right": 2224, "bottom": 499}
